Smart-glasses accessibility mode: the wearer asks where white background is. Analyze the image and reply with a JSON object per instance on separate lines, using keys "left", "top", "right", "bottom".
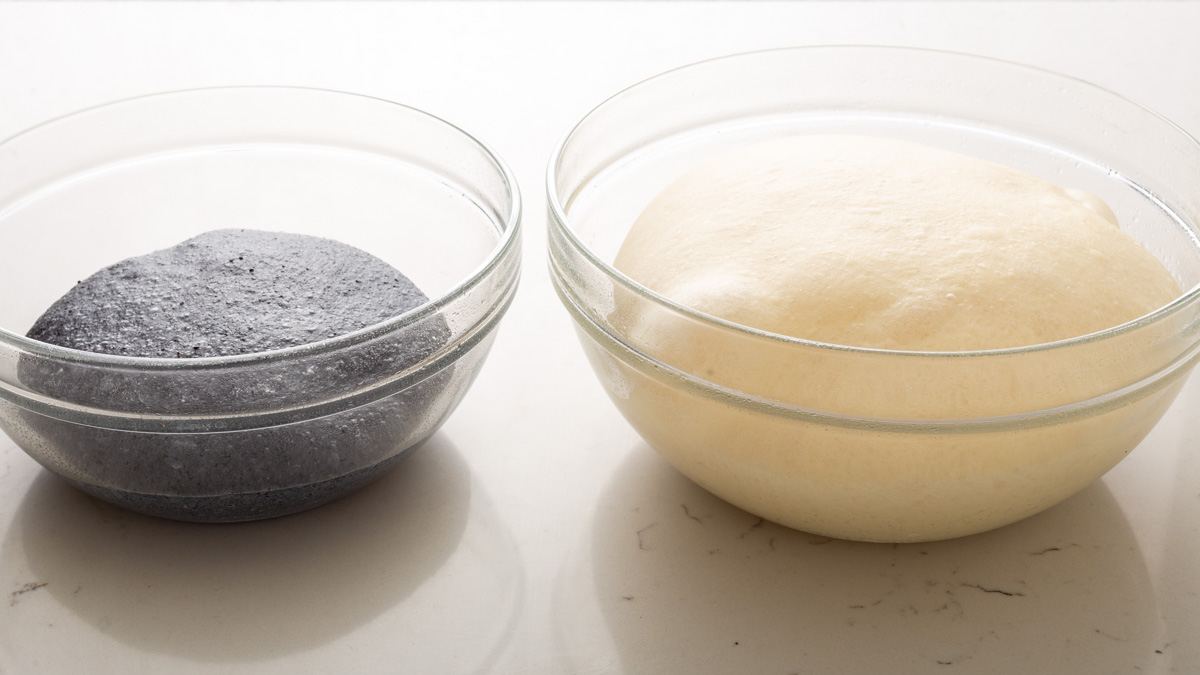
{"left": 1, "top": 2, "right": 1199, "bottom": 673}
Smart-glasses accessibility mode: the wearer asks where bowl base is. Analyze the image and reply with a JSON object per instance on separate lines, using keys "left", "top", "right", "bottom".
{"left": 56, "top": 443, "right": 422, "bottom": 523}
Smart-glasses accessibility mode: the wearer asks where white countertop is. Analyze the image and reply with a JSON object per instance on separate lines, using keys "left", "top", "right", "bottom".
{"left": 2, "top": 2, "right": 1199, "bottom": 673}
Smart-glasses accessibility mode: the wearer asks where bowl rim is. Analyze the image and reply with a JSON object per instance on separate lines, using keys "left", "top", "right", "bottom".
{"left": 545, "top": 44, "right": 1200, "bottom": 359}
{"left": 0, "top": 85, "right": 523, "bottom": 370}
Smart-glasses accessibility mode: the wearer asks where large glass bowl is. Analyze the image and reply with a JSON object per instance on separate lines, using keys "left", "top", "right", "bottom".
{"left": 547, "top": 47, "right": 1200, "bottom": 542}
{"left": 0, "top": 87, "right": 521, "bottom": 522}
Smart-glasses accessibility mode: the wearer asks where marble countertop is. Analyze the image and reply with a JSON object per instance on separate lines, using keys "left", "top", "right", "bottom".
{"left": 1, "top": 2, "right": 1198, "bottom": 673}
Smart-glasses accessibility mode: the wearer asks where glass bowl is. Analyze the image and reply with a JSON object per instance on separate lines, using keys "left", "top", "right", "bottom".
{"left": 547, "top": 47, "right": 1200, "bottom": 543}
{"left": 0, "top": 87, "right": 521, "bottom": 522}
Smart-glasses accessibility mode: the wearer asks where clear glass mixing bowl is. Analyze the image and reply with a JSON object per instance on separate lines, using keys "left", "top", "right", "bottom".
{"left": 548, "top": 47, "right": 1200, "bottom": 542}
{"left": 0, "top": 87, "right": 521, "bottom": 522}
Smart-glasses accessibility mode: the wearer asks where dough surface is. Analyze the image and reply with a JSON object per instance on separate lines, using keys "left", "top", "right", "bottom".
{"left": 27, "top": 228, "right": 431, "bottom": 358}
{"left": 615, "top": 135, "right": 1180, "bottom": 351}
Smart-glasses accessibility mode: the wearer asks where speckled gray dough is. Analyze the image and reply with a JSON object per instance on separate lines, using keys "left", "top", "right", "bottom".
{"left": 19, "top": 229, "right": 451, "bottom": 522}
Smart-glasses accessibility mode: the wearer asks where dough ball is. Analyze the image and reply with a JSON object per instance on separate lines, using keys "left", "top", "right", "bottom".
{"left": 27, "top": 228, "right": 430, "bottom": 357}
{"left": 615, "top": 135, "right": 1180, "bottom": 351}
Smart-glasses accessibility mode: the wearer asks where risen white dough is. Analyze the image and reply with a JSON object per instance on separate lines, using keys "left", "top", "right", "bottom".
{"left": 615, "top": 135, "right": 1179, "bottom": 351}
{"left": 604, "top": 135, "right": 1184, "bottom": 542}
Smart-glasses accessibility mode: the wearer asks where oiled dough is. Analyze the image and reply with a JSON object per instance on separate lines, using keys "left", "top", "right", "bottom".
{"left": 615, "top": 135, "right": 1179, "bottom": 351}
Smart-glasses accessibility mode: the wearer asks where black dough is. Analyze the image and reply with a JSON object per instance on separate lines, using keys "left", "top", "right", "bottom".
{"left": 17, "top": 229, "right": 453, "bottom": 522}
{"left": 28, "top": 228, "right": 430, "bottom": 358}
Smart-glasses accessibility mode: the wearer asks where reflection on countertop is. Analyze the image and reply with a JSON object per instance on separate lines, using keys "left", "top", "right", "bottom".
{"left": 555, "top": 443, "right": 1168, "bottom": 674}
{"left": 0, "top": 435, "right": 524, "bottom": 673}
{"left": 1154, "top": 377, "right": 1200, "bottom": 673}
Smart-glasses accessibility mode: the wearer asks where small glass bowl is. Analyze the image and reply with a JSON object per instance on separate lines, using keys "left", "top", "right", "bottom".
{"left": 0, "top": 87, "right": 521, "bottom": 522}
{"left": 547, "top": 47, "right": 1200, "bottom": 542}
